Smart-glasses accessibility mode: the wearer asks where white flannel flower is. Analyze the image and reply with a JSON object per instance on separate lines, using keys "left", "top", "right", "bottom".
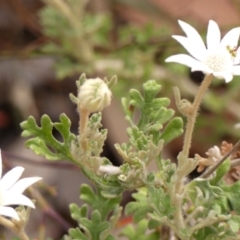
{"left": 165, "top": 20, "right": 240, "bottom": 83}
{"left": 0, "top": 150, "right": 42, "bottom": 220}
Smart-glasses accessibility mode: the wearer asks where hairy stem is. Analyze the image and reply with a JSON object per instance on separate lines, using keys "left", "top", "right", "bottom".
{"left": 172, "top": 74, "right": 213, "bottom": 238}
{"left": 78, "top": 106, "right": 90, "bottom": 151}
{"left": 0, "top": 216, "right": 29, "bottom": 240}
{"left": 182, "top": 74, "right": 213, "bottom": 158}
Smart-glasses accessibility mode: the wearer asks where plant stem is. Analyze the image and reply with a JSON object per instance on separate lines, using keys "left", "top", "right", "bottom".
{"left": 172, "top": 74, "right": 213, "bottom": 238}
{"left": 182, "top": 74, "right": 213, "bottom": 158}
{"left": 201, "top": 139, "right": 240, "bottom": 178}
{"left": 0, "top": 216, "right": 29, "bottom": 240}
{"left": 78, "top": 106, "right": 90, "bottom": 151}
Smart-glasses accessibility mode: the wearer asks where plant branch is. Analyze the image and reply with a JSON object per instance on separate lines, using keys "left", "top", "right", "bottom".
{"left": 78, "top": 106, "right": 90, "bottom": 151}
{"left": 182, "top": 74, "right": 213, "bottom": 158}
{"left": 200, "top": 140, "right": 240, "bottom": 178}
{"left": 230, "top": 158, "right": 240, "bottom": 168}
{"left": 0, "top": 216, "right": 29, "bottom": 240}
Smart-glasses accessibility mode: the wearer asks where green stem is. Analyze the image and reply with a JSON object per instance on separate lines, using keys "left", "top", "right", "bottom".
{"left": 0, "top": 216, "right": 29, "bottom": 240}
{"left": 182, "top": 74, "right": 213, "bottom": 158}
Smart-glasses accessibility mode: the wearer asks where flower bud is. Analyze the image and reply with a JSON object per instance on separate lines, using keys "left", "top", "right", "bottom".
{"left": 98, "top": 165, "right": 121, "bottom": 175}
{"left": 78, "top": 78, "right": 112, "bottom": 113}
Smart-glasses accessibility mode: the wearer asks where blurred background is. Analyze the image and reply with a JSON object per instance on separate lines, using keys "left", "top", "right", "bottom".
{"left": 1, "top": 0, "right": 240, "bottom": 239}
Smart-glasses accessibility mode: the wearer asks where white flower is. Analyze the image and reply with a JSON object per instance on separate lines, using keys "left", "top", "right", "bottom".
{"left": 78, "top": 78, "right": 112, "bottom": 113}
{"left": 165, "top": 20, "right": 240, "bottom": 83}
{"left": 0, "top": 150, "right": 42, "bottom": 220}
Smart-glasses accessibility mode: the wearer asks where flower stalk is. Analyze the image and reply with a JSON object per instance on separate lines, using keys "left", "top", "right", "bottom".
{"left": 182, "top": 73, "right": 213, "bottom": 158}
{"left": 171, "top": 74, "right": 213, "bottom": 238}
{"left": 78, "top": 106, "right": 90, "bottom": 151}
{"left": 0, "top": 216, "right": 29, "bottom": 240}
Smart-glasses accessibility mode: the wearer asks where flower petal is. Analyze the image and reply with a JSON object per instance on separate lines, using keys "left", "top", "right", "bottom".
{"left": 178, "top": 20, "right": 206, "bottom": 53}
{"left": 7, "top": 177, "right": 42, "bottom": 195}
{"left": 172, "top": 35, "right": 206, "bottom": 60}
{"left": 234, "top": 48, "right": 240, "bottom": 64}
{"left": 0, "top": 167, "right": 24, "bottom": 191}
{"left": 220, "top": 27, "right": 240, "bottom": 48}
{"left": 0, "top": 206, "right": 20, "bottom": 220}
{"left": 3, "top": 194, "right": 35, "bottom": 208}
{"left": 207, "top": 20, "right": 221, "bottom": 50}
{"left": 165, "top": 54, "right": 202, "bottom": 68}
{"left": 191, "top": 62, "right": 212, "bottom": 74}
{"left": 231, "top": 65, "right": 240, "bottom": 75}
{"left": 213, "top": 72, "right": 233, "bottom": 82}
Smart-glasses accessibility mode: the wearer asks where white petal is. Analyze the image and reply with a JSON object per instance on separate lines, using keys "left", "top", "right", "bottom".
{"left": 0, "top": 150, "right": 2, "bottom": 179}
{"left": 0, "top": 206, "right": 20, "bottom": 220}
{"left": 234, "top": 48, "right": 240, "bottom": 64}
{"left": 165, "top": 54, "right": 202, "bottom": 68}
{"left": 172, "top": 35, "right": 206, "bottom": 60}
{"left": 7, "top": 177, "right": 42, "bottom": 195}
{"left": 213, "top": 72, "right": 233, "bottom": 82}
{"left": 231, "top": 65, "right": 240, "bottom": 75}
{"left": 0, "top": 167, "right": 24, "bottom": 191}
{"left": 207, "top": 20, "right": 221, "bottom": 50}
{"left": 191, "top": 61, "right": 212, "bottom": 74}
{"left": 220, "top": 27, "right": 240, "bottom": 48}
{"left": 178, "top": 20, "right": 206, "bottom": 53}
{"left": 3, "top": 194, "right": 35, "bottom": 208}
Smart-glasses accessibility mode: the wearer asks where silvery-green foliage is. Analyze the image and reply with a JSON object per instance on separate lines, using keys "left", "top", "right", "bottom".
{"left": 20, "top": 77, "right": 183, "bottom": 238}
{"left": 66, "top": 184, "right": 121, "bottom": 240}
{"left": 20, "top": 75, "right": 240, "bottom": 239}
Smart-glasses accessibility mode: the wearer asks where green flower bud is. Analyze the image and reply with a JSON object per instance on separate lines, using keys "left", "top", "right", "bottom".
{"left": 78, "top": 78, "right": 112, "bottom": 112}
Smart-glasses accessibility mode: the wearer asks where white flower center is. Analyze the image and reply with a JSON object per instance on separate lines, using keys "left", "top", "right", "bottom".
{"left": 203, "top": 48, "right": 233, "bottom": 72}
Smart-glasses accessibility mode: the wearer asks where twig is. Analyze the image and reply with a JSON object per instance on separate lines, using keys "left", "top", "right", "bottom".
{"left": 2, "top": 151, "right": 77, "bottom": 169}
{"left": 230, "top": 158, "right": 240, "bottom": 168}
{"left": 200, "top": 140, "right": 240, "bottom": 178}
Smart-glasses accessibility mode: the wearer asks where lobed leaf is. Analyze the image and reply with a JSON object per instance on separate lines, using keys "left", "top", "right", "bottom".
{"left": 21, "top": 114, "right": 76, "bottom": 161}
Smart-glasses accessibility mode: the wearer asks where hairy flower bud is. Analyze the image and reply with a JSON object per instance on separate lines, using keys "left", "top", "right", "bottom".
{"left": 78, "top": 78, "right": 112, "bottom": 113}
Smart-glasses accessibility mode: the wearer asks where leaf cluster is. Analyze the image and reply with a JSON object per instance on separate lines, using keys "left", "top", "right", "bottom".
{"left": 66, "top": 184, "right": 122, "bottom": 240}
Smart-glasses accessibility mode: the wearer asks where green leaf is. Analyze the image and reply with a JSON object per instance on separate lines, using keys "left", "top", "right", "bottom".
{"left": 210, "top": 158, "right": 230, "bottom": 185}
{"left": 80, "top": 210, "right": 111, "bottom": 240}
{"left": 80, "top": 184, "right": 121, "bottom": 220}
{"left": 69, "top": 203, "right": 88, "bottom": 222}
{"left": 142, "top": 80, "right": 161, "bottom": 101}
{"left": 121, "top": 97, "right": 134, "bottom": 119}
{"left": 120, "top": 219, "right": 160, "bottom": 240}
{"left": 148, "top": 185, "right": 175, "bottom": 219}
{"left": 160, "top": 117, "right": 183, "bottom": 145}
{"left": 68, "top": 228, "right": 88, "bottom": 240}
{"left": 222, "top": 181, "right": 240, "bottom": 214}
{"left": 129, "top": 89, "right": 144, "bottom": 108}
{"left": 229, "top": 215, "right": 240, "bottom": 232}
{"left": 21, "top": 114, "right": 76, "bottom": 161}
{"left": 148, "top": 219, "right": 160, "bottom": 230}
{"left": 150, "top": 98, "right": 170, "bottom": 109}
{"left": 125, "top": 189, "right": 151, "bottom": 223}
